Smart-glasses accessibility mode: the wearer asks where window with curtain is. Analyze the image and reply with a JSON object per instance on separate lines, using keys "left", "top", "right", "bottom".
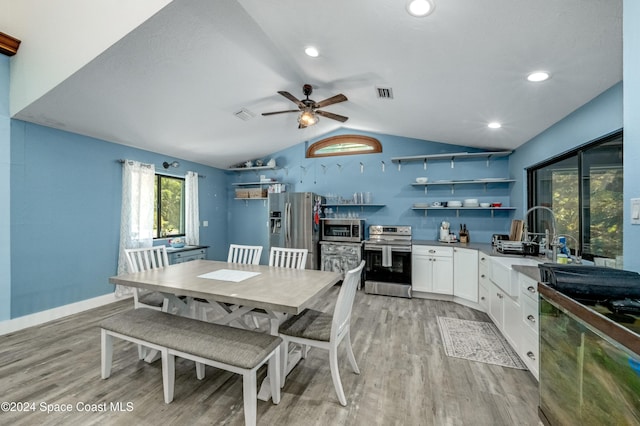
{"left": 527, "top": 131, "right": 623, "bottom": 262}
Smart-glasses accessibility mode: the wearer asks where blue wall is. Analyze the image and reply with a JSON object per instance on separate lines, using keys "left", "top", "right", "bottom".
{"left": 226, "top": 128, "right": 514, "bottom": 264}
{"left": 509, "top": 83, "right": 623, "bottom": 218}
{"left": 1, "top": 55, "right": 10, "bottom": 321}
{"left": 9, "top": 121, "right": 228, "bottom": 318}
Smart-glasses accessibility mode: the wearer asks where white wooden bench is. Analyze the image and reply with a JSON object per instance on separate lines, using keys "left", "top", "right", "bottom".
{"left": 100, "top": 308, "right": 282, "bottom": 426}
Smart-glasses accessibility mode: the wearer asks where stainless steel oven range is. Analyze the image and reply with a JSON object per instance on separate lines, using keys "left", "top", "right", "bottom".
{"left": 363, "top": 225, "right": 412, "bottom": 298}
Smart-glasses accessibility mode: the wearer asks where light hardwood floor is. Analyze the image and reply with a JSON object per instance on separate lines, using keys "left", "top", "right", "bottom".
{"left": 0, "top": 289, "right": 540, "bottom": 425}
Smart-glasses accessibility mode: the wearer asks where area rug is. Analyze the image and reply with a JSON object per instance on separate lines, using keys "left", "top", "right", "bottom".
{"left": 436, "top": 316, "right": 527, "bottom": 370}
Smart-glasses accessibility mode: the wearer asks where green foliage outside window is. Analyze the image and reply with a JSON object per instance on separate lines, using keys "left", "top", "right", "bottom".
{"left": 154, "top": 175, "right": 185, "bottom": 238}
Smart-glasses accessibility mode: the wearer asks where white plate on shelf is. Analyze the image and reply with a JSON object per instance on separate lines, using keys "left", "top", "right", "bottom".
{"left": 478, "top": 177, "right": 509, "bottom": 181}
{"left": 413, "top": 203, "right": 430, "bottom": 208}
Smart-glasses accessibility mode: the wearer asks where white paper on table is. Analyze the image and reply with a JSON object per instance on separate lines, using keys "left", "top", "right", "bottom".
{"left": 197, "top": 269, "right": 261, "bottom": 282}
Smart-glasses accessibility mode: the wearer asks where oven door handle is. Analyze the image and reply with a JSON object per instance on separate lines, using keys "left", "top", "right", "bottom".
{"left": 364, "top": 245, "right": 412, "bottom": 252}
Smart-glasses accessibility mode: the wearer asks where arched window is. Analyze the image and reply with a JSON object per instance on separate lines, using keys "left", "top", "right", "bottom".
{"left": 306, "top": 135, "right": 382, "bottom": 158}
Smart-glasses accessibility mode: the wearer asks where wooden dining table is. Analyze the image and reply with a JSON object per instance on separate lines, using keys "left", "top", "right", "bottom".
{"left": 109, "top": 259, "right": 342, "bottom": 400}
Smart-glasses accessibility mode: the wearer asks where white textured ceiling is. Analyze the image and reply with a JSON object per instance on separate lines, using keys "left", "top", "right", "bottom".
{"left": 12, "top": 0, "right": 622, "bottom": 169}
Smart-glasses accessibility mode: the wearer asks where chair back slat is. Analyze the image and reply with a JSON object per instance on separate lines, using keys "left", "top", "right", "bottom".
{"left": 269, "top": 247, "right": 308, "bottom": 270}
{"left": 228, "top": 244, "right": 263, "bottom": 265}
{"left": 125, "top": 246, "right": 170, "bottom": 273}
{"left": 331, "top": 261, "right": 365, "bottom": 340}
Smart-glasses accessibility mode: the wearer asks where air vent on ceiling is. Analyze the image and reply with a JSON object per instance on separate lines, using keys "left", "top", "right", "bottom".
{"left": 376, "top": 87, "right": 394, "bottom": 99}
{"left": 234, "top": 108, "right": 255, "bottom": 121}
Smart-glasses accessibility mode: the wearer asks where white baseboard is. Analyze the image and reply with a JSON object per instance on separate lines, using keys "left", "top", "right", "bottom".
{"left": 0, "top": 293, "right": 132, "bottom": 336}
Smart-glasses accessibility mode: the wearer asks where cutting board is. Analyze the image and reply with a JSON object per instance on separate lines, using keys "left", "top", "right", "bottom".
{"left": 509, "top": 220, "right": 524, "bottom": 241}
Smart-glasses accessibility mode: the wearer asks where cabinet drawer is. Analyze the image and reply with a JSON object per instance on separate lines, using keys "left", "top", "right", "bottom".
{"left": 520, "top": 274, "right": 539, "bottom": 301}
{"left": 173, "top": 248, "right": 206, "bottom": 259}
{"left": 412, "top": 245, "right": 453, "bottom": 257}
{"left": 520, "top": 331, "right": 539, "bottom": 380}
{"left": 478, "top": 281, "right": 489, "bottom": 311}
{"left": 522, "top": 294, "right": 539, "bottom": 335}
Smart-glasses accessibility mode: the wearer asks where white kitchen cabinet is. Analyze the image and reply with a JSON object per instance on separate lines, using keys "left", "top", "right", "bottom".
{"left": 488, "top": 281, "right": 505, "bottom": 329}
{"left": 488, "top": 279, "right": 520, "bottom": 351}
{"left": 453, "top": 248, "right": 478, "bottom": 302}
{"left": 412, "top": 245, "right": 453, "bottom": 294}
{"left": 503, "top": 293, "right": 521, "bottom": 352}
{"left": 478, "top": 254, "right": 490, "bottom": 311}
{"left": 519, "top": 273, "right": 540, "bottom": 379}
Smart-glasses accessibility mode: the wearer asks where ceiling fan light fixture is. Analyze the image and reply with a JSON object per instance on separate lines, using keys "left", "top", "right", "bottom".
{"left": 298, "top": 109, "right": 319, "bottom": 127}
{"left": 406, "top": 0, "right": 435, "bottom": 17}
{"left": 304, "top": 46, "right": 319, "bottom": 57}
{"left": 488, "top": 122, "right": 502, "bottom": 129}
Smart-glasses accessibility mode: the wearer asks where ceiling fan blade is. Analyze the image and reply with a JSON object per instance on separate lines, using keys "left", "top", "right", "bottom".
{"left": 278, "top": 91, "right": 305, "bottom": 108}
{"left": 316, "top": 110, "right": 349, "bottom": 122}
{"left": 261, "top": 110, "right": 300, "bottom": 116}
{"left": 315, "top": 94, "right": 348, "bottom": 108}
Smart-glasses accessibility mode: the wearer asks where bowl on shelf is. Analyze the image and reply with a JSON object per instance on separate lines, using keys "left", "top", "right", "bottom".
{"left": 463, "top": 198, "right": 479, "bottom": 207}
{"left": 416, "top": 177, "right": 428, "bottom": 183}
{"left": 491, "top": 202, "right": 503, "bottom": 208}
{"left": 480, "top": 202, "right": 491, "bottom": 208}
{"left": 448, "top": 200, "right": 462, "bottom": 207}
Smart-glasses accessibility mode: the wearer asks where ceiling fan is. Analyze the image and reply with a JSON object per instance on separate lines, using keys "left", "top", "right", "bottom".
{"left": 262, "top": 84, "right": 348, "bottom": 128}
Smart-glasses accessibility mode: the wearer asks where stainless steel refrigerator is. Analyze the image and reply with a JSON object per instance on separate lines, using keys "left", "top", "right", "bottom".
{"left": 268, "top": 192, "right": 323, "bottom": 270}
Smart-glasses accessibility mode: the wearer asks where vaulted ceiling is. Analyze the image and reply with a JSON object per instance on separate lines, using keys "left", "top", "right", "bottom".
{"left": 12, "top": 0, "right": 622, "bottom": 169}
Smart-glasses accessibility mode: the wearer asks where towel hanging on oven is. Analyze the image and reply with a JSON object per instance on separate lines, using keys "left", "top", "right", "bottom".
{"left": 382, "top": 246, "right": 393, "bottom": 267}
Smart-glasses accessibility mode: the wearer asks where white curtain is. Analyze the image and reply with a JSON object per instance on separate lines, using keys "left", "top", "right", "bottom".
{"left": 185, "top": 171, "right": 200, "bottom": 246}
{"left": 116, "top": 160, "right": 155, "bottom": 297}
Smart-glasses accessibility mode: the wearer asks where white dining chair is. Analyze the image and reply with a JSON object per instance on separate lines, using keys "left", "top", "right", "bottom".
{"left": 124, "top": 246, "right": 171, "bottom": 311}
{"left": 269, "top": 247, "right": 308, "bottom": 270}
{"left": 278, "top": 260, "right": 365, "bottom": 406}
{"left": 124, "top": 246, "right": 171, "bottom": 359}
{"left": 228, "top": 244, "right": 263, "bottom": 265}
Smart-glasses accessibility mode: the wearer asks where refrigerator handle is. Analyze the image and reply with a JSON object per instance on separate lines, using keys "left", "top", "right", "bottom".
{"left": 285, "top": 202, "right": 291, "bottom": 246}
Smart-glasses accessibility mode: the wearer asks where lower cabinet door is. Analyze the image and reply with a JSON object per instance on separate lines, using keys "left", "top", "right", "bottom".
{"left": 431, "top": 256, "right": 453, "bottom": 294}
{"left": 488, "top": 283, "right": 504, "bottom": 329}
{"left": 503, "top": 295, "right": 521, "bottom": 352}
{"left": 453, "top": 248, "right": 478, "bottom": 302}
{"left": 411, "top": 254, "right": 433, "bottom": 292}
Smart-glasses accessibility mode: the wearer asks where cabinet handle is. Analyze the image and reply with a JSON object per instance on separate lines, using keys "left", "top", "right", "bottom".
{"left": 481, "top": 274, "right": 486, "bottom": 278}
{"left": 527, "top": 351, "right": 536, "bottom": 360}
{"left": 481, "top": 257, "right": 485, "bottom": 261}
{"left": 527, "top": 286, "right": 536, "bottom": 293}
{"left": 527, "top": 315, "right": 536, "bottom": 323}
{"left": 429, "top": 249, "right": 436, "bottom": 253}
{"left": 480, "top": 296, "right": 485, "bottom": 301}
{"left": 497, "top": 293, "right": 503, "bottom": 299}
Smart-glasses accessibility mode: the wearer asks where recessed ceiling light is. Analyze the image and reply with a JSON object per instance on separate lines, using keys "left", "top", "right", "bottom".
{"left": 527, "top": 71, "right": 550, "bottom": 82}
{"left": 304, "top": 46, "right": 319, "bottom": 57}
{"left": 488, "top": 122, "right": 502, "bottom": 129}
{"left": 406, "top": 0, "right": 435, "bottom": 17}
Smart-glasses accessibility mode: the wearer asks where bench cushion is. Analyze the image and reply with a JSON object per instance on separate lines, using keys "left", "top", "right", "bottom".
{"left": 278, "top": 309, "right": 332, "bottom": 342}
{"left": 101, "top": 309, "right": 282, "bottom": 370}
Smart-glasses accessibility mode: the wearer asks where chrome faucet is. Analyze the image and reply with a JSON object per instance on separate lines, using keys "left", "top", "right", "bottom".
{"left": 523, "top": 206, "right": 558, "bottom": 263}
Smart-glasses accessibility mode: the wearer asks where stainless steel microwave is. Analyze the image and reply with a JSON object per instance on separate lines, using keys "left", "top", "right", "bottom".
{"left": 321, "top": 219, "right": 364, "bottom": 242}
